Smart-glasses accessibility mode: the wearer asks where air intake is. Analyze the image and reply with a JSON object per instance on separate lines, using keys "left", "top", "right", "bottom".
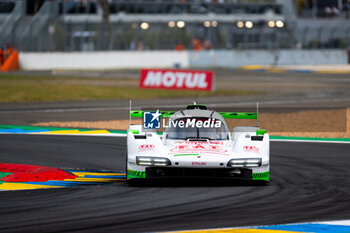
{"left": 185, "top": 104, "right": 208, "bottom": 110}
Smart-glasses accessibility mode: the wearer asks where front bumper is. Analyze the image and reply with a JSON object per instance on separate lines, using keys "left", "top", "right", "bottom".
{"left": 127, "top": 166, "right": 269, "bottom": 181}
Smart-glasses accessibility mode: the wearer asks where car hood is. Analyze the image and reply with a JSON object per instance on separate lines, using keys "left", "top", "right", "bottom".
{"left": 165, "top": 140, "right": 232, "bottom": 157}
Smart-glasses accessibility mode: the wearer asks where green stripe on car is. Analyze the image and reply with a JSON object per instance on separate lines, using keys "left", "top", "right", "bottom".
{"left": 127, "top": 169, "right": 146, "bottom": 179}
{"left": 127, "top": 129, "right": 139, "bottom": 134}
{"left": 256, "top": 129, "right": 267, "bottom": 135}
{"left": 252, "top": 171, "right": 269, "bottom": 181}
{"left": 173, "top": 154, "right": 199, "bottom": 156}
{"left": 130, "top": 110, "right": 257, "bottom": 119}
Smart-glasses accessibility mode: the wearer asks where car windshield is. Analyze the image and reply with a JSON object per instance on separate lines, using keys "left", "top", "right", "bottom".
{"left": 164, "top": 117, "right": 229, "bottom": 140}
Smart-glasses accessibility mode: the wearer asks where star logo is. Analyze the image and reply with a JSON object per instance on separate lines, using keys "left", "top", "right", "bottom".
{"left": 143, "top": 110, "right": 161, "bottom": 129}
{"left": 151, "top": 110, "right": 161, "bottom": 122}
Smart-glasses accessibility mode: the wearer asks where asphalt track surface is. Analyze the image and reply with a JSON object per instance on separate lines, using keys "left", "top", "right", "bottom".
{"left": 1, "top": 134, "right": 350, "bottom": 233}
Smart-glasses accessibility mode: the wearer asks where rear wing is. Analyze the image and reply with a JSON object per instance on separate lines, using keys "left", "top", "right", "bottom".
{"left": 130, "top": 110, "right": 257, "bottom": 119}
{"left": 128, "top": 102, "right": 262, "bottom": 133}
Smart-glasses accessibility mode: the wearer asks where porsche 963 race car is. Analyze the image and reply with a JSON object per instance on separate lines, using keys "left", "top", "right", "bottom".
{"left": 126, "top": 104, "right": 269, "bottom": 183}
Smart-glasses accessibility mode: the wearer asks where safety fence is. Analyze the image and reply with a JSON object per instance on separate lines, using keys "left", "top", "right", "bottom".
{"left": 1, "top": 1, "right": 350, "bottom": 52}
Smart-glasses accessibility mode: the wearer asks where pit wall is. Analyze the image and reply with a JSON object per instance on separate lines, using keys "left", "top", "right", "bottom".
{"left": 19, "top": 50, "right": 348, "bottom": 70}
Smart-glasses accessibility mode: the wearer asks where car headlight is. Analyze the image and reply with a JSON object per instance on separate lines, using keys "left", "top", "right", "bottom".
{"left": 136, "top": 157, "right": 171, "bottom": 166}
{"left": 227, "top": 158, "right": 262, "bottom": 167}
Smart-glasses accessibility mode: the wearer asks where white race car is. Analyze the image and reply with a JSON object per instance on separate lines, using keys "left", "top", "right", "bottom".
{"left": 126, "top": 104, "right": 269, "bottom": 183}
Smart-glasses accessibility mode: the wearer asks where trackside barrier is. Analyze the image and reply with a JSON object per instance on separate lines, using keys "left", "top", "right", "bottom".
{"left": 18, "top": 50, "right": 348, "bottom": 71}
{"left": 19, "top": 51, "right": 189, "bottom": 70}
{"left": 188, "top": 50, "right": 348, "bottom": 67}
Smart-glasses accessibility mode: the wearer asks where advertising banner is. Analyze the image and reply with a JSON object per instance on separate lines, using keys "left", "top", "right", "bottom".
{"left": 139, "top": 69, "right": 214, "bottom": 91}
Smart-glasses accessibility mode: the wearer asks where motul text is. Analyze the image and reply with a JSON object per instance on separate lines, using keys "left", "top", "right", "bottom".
{"left": 140, "top": 69, "right": 214, "bottom": 91}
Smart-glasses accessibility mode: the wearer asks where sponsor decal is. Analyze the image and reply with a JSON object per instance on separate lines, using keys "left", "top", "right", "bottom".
{"left": 174, "top": 141, "right": 223, "bottom": 145}
{"left": 140, "top": 69, "right": 214, "bottom": 91}
{"left": 142, "top": 111, "right": 222, "bottom": 130}
{"left": 164, "top": 118, "right": 221, "bottom": 128}
{"left": 138, "top": 144, "right": 155, "bottom": 151}
{"left": 192, "top": 162, "right": 207, "bottom": 166}
{"left": 243, "top": 145, "right": 260, "bottom": 153}
{"left": 170, "top": 144, "right": 228, "bottom": 155}
{"left": 143, "top": 110, "right": 161, "bottom": 129}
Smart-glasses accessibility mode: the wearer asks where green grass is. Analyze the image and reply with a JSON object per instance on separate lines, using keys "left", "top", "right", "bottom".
{"left": 0, "top": 75, "right": 264, "bottom": 103}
